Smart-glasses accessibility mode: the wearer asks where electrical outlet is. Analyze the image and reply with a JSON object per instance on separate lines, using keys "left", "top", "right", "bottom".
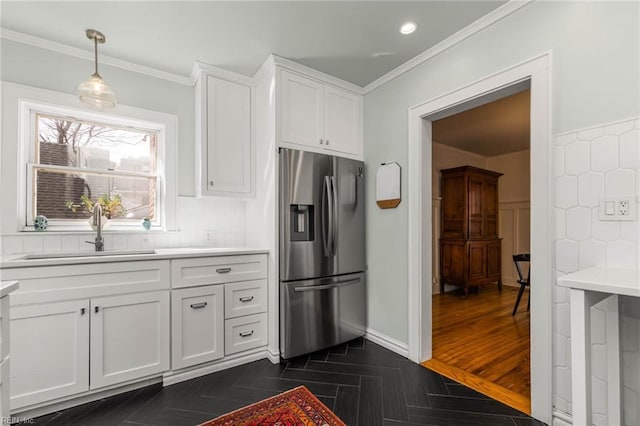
{"left": 205, "top": 230, "right": 218, "bottom": 243}
{"left": 599, "top": 197, "right": 636, "bottom": 221}
{"left": 619, "top": 200, "right": 630, "bottom": 216}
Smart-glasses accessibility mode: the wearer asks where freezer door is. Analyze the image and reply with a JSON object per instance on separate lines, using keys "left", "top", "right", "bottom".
{"left": 280, "top": 273, "right": 366, "bottom": 359}
{"left": 280, "top": 149, "right": 334, "bottom": 281}
{"left": 334, "top": 156, "right": 366, "bottom": 275}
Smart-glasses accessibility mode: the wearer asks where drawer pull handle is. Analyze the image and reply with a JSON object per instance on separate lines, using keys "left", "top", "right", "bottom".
{"left": 94, "top": 306, "right": 99, "bottom": 313}
{"left": 239, "top": 296, "right": 254, "bottom": 302}
{"left": 239, "top": 330, "right": 254, "bottom": 337}
{"left": 216, "top": 267, "right": 232, "bottom": 273}
{"left": 80, "top": 308, "right": 86, "bottom": 315}
{"left": 190, "top": 302, "right": 208, "bottom": 309}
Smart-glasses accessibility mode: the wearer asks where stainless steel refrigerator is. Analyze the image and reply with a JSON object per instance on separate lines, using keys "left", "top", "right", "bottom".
{"left": 279, "top": 148, "right": 366, "bottom": 359}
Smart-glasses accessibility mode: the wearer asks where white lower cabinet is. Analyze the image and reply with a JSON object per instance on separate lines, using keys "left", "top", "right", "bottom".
{"left": 171, "top": 286, "right": 224, "bottom": 370}
{"left": 90, "top": 292, "right": 169, "bottom": 389}
{"left": 10, "top": 292, "right": 169, "bottom": 410}
{"left": 224, "top": 313, "right": 267, "bottom": 355}
{"left": 10, "top": 300, "right": 89, "bottom": 410}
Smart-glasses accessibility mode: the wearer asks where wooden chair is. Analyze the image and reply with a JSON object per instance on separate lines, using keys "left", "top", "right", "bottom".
{"left": 512, "top": 253, "right": 530, "bottom": 316}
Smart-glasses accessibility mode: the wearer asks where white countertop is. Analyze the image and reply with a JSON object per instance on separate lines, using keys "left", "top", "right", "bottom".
{"left": 0, "top": 280, "right": 19, "bottom": 297}
{"left": 0, "top": 247, "right": 269, "bottom": 269}
{"left": 557, "top": 267, "right": 640, "bottom": 297}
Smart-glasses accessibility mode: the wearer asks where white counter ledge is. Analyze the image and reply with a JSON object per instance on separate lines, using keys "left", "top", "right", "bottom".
{"left": 557, "top": 267, "right": 640, "bottom": 296}
{"left": 557, "top": 267, "right": 639, "bottom": 426}
{"left": 0, "top": 280, "right": 19, "bottom": 297}
{"left": 0, "top": 247, "right": 269, "bottom": 269}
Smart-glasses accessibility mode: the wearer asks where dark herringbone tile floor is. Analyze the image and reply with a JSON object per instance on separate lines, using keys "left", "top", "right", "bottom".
{"left": 21, "top": 338, "right": 546, "bottom": 425}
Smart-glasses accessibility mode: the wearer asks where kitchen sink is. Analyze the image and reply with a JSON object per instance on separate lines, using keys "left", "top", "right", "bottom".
{"left": 22, "top": 249, "right": 157, "bottom": 260}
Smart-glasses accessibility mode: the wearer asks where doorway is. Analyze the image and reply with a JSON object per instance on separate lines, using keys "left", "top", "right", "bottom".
{"left": 427, "top": 88, "right": 532, "bottom": 414}
{"left": 405, "top": 54, "right": 552, "bottom": 424}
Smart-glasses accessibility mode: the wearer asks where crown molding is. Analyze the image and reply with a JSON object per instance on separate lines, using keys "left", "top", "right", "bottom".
{"left": 251, "top": 54, "right": 276, "bottom": 86}
{"left": 1, "top": 28, "right": 192, "bottom": 86}
{"left": 271, "top": 54, "right": 364, "bottom": 95}
{"left": 190, "top": 61, "right": 254, "bottom": 86}
{"left": 363, "top": 0, "right": 534, "bottom": 94}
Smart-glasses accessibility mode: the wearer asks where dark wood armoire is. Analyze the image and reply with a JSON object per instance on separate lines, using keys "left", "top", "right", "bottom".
{"left": 439, "top": 166, "right": 503, "bottom": 296}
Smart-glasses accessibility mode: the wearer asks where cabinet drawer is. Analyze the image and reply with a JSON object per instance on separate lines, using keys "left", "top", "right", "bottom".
{"left": 224, "top": 280, "right": 267, "bottom": 319}
{"left": 171, "top": 286, "right": 224, "bottom": 370}
{"left": 224, "top": 313, "right": 267, "bottom": 355}
{"left": 171, "top": 255, "right": 267, "bottom": 288}
{"left": 0, "top": 296, "right": 8, "bottom": 361}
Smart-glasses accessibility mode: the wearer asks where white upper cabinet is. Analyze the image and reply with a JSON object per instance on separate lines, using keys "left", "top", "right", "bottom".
{"left": 323, "top": 85, "right": 362, "bottom": 155}
{"left": 197, "top": 74, "right": 253, "bottom": 197}
{"left": 279, "top": 69, "right": 363, "bottom": 158}
{"left": 280, "top": 71, "right": 324, "bottom": 148}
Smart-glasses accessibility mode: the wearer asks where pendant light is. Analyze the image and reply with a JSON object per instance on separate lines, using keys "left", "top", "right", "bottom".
{"left": 77, "top": 29, "right": 117, "bottom": 107}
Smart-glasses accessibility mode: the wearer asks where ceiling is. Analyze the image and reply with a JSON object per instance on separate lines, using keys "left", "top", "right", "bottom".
{"left": 0, "top": 1, "right": 506, "bottom": 87}
{"left": 432, "top": 89, "right": 530, "bottom": 156}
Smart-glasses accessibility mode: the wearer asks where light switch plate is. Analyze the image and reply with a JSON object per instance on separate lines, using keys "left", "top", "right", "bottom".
{"left": 599, "top": 197, "right": 636, "bottom": 221}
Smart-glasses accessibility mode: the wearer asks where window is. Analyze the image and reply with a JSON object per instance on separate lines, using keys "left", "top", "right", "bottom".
{"left": 20, "top": 98, "right": 176, "bottom": 231}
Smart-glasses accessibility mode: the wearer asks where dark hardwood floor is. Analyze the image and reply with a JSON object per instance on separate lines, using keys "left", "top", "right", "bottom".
{"left": 18, "top": 338, "right": 545, "bottom": 425}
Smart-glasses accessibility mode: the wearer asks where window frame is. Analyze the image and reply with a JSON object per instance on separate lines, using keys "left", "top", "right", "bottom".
{"left": 18, "top": 97, "right": 177, "bottom": 232}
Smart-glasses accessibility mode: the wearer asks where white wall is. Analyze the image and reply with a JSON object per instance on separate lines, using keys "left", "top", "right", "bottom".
{"left": 364, "top": 0, "right": 639, "bottom": 422}
{"left": 0, "top": 39, "right": 248, "bottom": 256}
{"left": 431, "top": 143, "right": 487, "bottom": 197}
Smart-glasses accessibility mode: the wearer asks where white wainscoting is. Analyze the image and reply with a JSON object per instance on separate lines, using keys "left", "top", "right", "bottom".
{"left": 499, "top": 201, "right": 531, "bottom": 287}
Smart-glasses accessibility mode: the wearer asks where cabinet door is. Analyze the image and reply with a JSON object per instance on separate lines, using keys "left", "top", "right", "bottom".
{"left": 487, "top": 240, "right": 502, "bottom": 278}
{"left": 171, "top": 286, "right": 224, "bottom": 370}
{"left": 468, "top": 176, "right": 484, "bottom": 238}
{"left": 483, "top": 177, "right": 499, "bottom": 238}
{"left": 467, "top": 242, "right": 488, "bottom": 281}
{"left": 280, "top": 70, "right": 324, "bottom": 148}
{"left": 323, "top": 85, "right": 362, "bottom": 156}
{"left": 205, "top": 76, "right": 252, "bottom": 195}
{"left": 90, "top": 291, "right": 169, "bottom": 389}
{"left": 10, "top": 300, "right": 89, "bottom": 410}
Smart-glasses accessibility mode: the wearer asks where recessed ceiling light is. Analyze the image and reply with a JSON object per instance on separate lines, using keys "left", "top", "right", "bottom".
{"left": 400, "top": 22, "right": 417, "bottom": 35}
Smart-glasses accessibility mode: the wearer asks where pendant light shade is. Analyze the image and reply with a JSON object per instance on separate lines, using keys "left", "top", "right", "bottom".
{"left": 78, "top": 29, "right": 117, "bottom": 107}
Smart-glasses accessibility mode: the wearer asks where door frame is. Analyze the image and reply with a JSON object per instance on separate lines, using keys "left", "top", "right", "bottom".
{"left": 406, "top": 53, "right": 552, "bottom": 423}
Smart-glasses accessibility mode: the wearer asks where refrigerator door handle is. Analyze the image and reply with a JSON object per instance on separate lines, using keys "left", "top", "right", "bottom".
{"left": 322, "top": 176, "right": 332, "bottom": 257}
{"left": 330, "top": 176, "right": 338, "bottom": 255}
{"left": 293, "top": 278, "right": 361, "bottom": 292}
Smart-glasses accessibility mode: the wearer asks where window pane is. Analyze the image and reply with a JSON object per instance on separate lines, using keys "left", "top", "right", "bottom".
{"left": 34, "top": 168, "right": 156, "bottom": 221}
{"left": 37, "top": 114, "right": 157, "bottom": 174}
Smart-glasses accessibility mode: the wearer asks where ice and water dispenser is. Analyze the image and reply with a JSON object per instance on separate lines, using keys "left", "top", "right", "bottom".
{"left": 289, "top": 205, "right": 314, "bottom": 241}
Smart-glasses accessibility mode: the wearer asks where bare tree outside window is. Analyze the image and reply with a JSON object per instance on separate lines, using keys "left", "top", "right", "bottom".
{"left": 34, "top": 114, "right": 158, "bottom": 222}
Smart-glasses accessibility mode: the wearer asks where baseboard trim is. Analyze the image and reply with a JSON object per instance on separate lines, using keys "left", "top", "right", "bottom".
{"left": 12, "top": 376, "right": 163, "bottom": 420}
{"left": 266, "top": 347, "right": 280, "bottom": 364}
{"left": 163, "top": 348, "right": 269, "bottom": 386}
{"left": 552, "top": 409, "right": 572, "bottom": 425}
{"left": 365, "top": 328, "right": 409, "bottom": 358}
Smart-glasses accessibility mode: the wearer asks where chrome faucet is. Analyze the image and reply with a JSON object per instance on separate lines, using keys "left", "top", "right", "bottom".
{"left": 85, "top": 202, "right": 104, "bottom": 251}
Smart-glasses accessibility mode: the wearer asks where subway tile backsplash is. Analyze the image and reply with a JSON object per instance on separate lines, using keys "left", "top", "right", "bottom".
{"left": 0, "top": 196, "right": 246, "bottom": 257}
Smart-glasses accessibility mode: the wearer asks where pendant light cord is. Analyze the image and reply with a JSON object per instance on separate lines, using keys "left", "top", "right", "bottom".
{"left": 94, "top": 35, "right": 99, "bottom": 76}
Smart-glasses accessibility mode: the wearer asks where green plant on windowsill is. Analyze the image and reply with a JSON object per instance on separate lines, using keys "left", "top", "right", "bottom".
{"left": 65, "top": 194, "right": 127, "bottom": 219}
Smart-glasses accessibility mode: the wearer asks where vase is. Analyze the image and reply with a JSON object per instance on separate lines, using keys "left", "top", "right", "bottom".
{"left": 33, "top": 215, "right": 48, "bottom": 231}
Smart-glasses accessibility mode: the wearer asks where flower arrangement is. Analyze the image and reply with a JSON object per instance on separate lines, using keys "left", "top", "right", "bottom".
{"left": 66, "top": 194, "right": 126, "bottom": 219}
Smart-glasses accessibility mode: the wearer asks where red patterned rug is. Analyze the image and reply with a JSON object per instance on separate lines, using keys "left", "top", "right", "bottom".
{"left": 199, "top": 385, "right": 346, "bottom": 426}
